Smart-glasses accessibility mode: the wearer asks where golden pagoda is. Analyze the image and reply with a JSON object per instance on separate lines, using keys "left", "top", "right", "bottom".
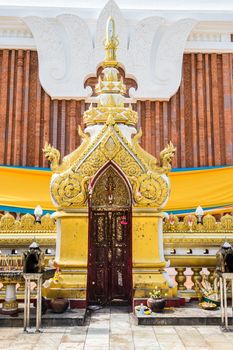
{"left": 43, "top": 17, "right": 176, "bottom": 305}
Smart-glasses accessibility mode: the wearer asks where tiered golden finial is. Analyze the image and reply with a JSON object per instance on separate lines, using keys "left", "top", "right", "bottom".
{"left": 84, "top": 17, "right": 137, "bottom": 126}
{"left": 103, "top": 16, "right": 119, "bottom": 66}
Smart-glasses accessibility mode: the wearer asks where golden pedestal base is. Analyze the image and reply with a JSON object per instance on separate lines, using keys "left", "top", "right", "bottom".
{"left": 133, "top": 268, "right": 177, "bottom": 298}
{"left": 43, "top": 269, "right": 87, "bottom": 300}
{"left": 2, "top": 300, "right": 18, "bottom": 315}
{"left": 44, "top": 210, "right": 177, "bottom": 303}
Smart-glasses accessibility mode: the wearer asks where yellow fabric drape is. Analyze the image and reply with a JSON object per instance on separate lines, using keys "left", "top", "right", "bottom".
{"left": 0, "top": 166, "right": 232, "bottom": 213}
{"left": 166, "top": 166, "right": 233, "bottom": 212}
{"left": 0, "top": 167, "right": 52, "bottom": 211}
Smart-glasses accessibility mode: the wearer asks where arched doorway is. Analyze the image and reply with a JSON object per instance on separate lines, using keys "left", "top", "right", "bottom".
{"left": 87, "top": 164, "right": 132, "bottom": 305}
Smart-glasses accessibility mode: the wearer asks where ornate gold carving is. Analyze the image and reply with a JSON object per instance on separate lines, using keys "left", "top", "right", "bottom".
{"left": 221, "top": 214, "right": 233, "bottom": 230}
{"left": 52, "top": 171, "right": 89, "bottom": 207}
{"left": 132, "top": 173, "right": 169, "bottom": 207}
{"left": 0, "top": 213, "right": 15, "bottom": 230}
{"left": 51, "top": 121, "right": 172, "bottom": 208}
{"left": 163, "top": 214, "right": 179, "bottom": 231}
{"left": 164, "top": 214, "right": 233, "bottom": 233}
{"left": 203, "top": 214, "right": 216, "bottom": 230}
{"left": 159, "top": 141, "right": 176, "bottom": 175}
{"left": 20, "top": 214, "right": 35, "bottom": 230}
{"left": 97, "top": 216, "right": 104, "bottom": 242}
{"left": 114, "top": 149, "right": 142, "bottom": 178}
{"left": 43, "top": 142, "right": 60, "bottom": 172}
{"left": 116, "top": 218, "right": 123, "bottom": 241}
{"left": 44, "top": 127, "right": 90, "bottom": 173}
{"left": 132, "top": 130, "right": 175, "bottom": 175}
{"left": 100, "top": 133, "right": 121, "bottom": 159}
{"left": 132, "top": 129, "right": 158, "bottom": 171}
{"left": 48, "top": 17, "right": 175, "bottom": 209}
{"left": 103, "top": 17, "right": 119, "bottom": 65}
{"left": 0, "top": 237, "right": 55, "bottom": 246}
{"left": 0, "top": 213, "right": 55, "bottom": 233}
{"left": 91, "top": 166, "right": 131, "bottom": 208}
{"left": 84, "top": 106, "right": 138, "bottom": 126}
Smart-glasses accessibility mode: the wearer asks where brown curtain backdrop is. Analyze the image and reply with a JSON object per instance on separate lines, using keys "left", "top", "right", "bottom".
{"left": 0, "top": 50, "right": 232, "bottom": 168}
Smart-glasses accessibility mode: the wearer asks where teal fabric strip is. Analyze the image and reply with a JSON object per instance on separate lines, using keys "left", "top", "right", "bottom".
{"left": 0, "top": 205, "right": 54, "bottom": 214}
{"left": 171, "top": 165, "right": 232, "bottom": 172}
{"left": 0, "top": 164, "right": 232, "bottom": 172}
{"left": 0, "top": 204, "right": 232, "bottom": 215}
{"left": 166, "top": 204, "right": 233, "bottom": 215}
{"left": 0, "top": 165, "right": 51, "bottom": 171}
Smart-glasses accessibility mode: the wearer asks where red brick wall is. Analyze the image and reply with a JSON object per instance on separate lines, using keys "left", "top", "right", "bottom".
{"left": 0, "top": 50, "right": 232, "bottom": 168}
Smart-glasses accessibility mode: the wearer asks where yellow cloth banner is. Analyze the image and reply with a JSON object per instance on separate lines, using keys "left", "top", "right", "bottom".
{"left": 166, "top": 166, "right": 233, "bottom": 212}
{"left": 0, "top": 166, "right": 232, "bottom": 213}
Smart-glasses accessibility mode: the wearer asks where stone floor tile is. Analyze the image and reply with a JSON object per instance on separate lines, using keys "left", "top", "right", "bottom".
{"left": 87, "top": 326, "right": 109, "bottom": 334}
{"left": 8, "top": 344, "right": 34, "bottom": 350}
{"left": 185, "top": 347, "right": 211, "bottom": 350}
{"left": 159, "top": 342, "right": 186, "bottom": 350}
{"left": 196, "top": 326, "right": 222, "bottom": 335}
{"left": 68, "top": 326, "right": 88, "bottom": 335}
{"left": 110, "top": 334, "right": 134, "bottom": 349}
{"left": 134, "top": 346, "right": 160, "bottom": 350}
{"left": 33, "top": 345, "right": 60, "bottom": 350}
{"left": 153, "top": 326, "right": 177, "bottom": 334}
{"left": 0, "top": 340, "right": 13, "bottom": 349}
{"left": 3, "top": 307, "right": 233, "bottom": 350}
{"left": 43, "top": 327, "right": 66, "bottom": 333}
{"left": 133, "top": 339, "right": 159, "bottom": 348}
{"left": 179, "top": 334, "right": 208, "bottom": 347}
{"left": 131, "top": 324, "right": 154, "bottom": 331}
{"left": 32, "top": 336, "right": 62, "bottom": 349}
{"left": 61, "top": 334, "right": 86, "bottom": 342}
{"left": 10, "top": 333, "right": 41, "bottom": 343}
{"left": 85, "top": 339, "right": 109, "bottom": 345}
{"left": 155, "top": 333, "right": 181, "bottom": 343}
{"left": 58, "top": 343, "right": 84, "bottom": 350}
{"left": 203, "top": 333, "right": 229, "bottom": 343}
{"left": 224, "top": 332, "right": 233, "bottom": 340}
{"left": 175, "top": 326, "right": 197, "bottom": 331}
{"left": 85, "top": 344, "right": 109, "bottom": 349}
{"left": 110, "top": 344, "right": 134, "bottom": 350}
{"left": 208, "top": 343, "right": 233, "bottom": 350}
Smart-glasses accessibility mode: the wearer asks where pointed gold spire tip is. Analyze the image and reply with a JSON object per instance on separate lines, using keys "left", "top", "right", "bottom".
{"left": 103, "top": 16, "right": 119, "bottom": 67}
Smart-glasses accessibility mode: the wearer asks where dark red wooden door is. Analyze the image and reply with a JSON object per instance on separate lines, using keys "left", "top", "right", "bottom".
{"left": 88, "top": 209, "right": 132, "bottom": 305}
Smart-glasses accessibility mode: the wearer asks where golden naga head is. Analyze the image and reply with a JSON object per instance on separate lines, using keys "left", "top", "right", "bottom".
{"left": 43, "top": 142, "right": 60, "bottom": 171}
{"left": 160, "top": 141, "right": 176, "bottom": 174}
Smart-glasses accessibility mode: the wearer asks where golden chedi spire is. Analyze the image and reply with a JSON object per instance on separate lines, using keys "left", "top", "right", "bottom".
{"left": 84, "top": 17, "right": 137, "bottom": 126}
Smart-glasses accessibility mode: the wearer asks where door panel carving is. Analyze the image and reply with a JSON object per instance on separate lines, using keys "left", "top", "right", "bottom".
{"left": 88, "top": 165, "right": 132, "bottom": 305}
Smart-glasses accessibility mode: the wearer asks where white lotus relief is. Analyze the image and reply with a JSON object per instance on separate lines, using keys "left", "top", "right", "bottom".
{"left": 22, "top": 0, "right": 197, "bottom": 100}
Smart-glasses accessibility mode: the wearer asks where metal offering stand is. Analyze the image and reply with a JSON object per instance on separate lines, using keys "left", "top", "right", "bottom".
{"left": 22, "top": 242, "right": 55, "bottom": 333}
{"left": 216, "top": 241, "right": 233, "bottom": 331}
{"left": 23, "top": 268, "right": 55, "bottom": 333}
{"left": 218, "top": 272, "right": 233, "bottom": 331}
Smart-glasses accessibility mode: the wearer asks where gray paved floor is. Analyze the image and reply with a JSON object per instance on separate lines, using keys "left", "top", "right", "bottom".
{"left": 1, "top": 307, "right": 233, "bottom": 350}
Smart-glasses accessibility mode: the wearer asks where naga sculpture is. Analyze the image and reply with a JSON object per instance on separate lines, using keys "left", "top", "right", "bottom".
{"left": 43, "top": 142, "right": 60, "bottom": 172}
{"left": 159, "top": 141, "right": 176, "bottom": 174}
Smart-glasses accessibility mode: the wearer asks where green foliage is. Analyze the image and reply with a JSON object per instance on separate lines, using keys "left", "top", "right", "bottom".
{"left": 149, "top": 286, "right": 162, "bottom": 299}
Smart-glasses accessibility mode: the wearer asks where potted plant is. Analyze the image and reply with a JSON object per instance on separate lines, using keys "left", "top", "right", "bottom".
{"left": 147, "top": 287, "right": 166, "bottom": 312}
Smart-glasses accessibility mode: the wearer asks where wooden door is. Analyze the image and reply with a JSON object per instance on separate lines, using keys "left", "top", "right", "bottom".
{"left": 88, "top": 208, "right": 132, "bottom": 305}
